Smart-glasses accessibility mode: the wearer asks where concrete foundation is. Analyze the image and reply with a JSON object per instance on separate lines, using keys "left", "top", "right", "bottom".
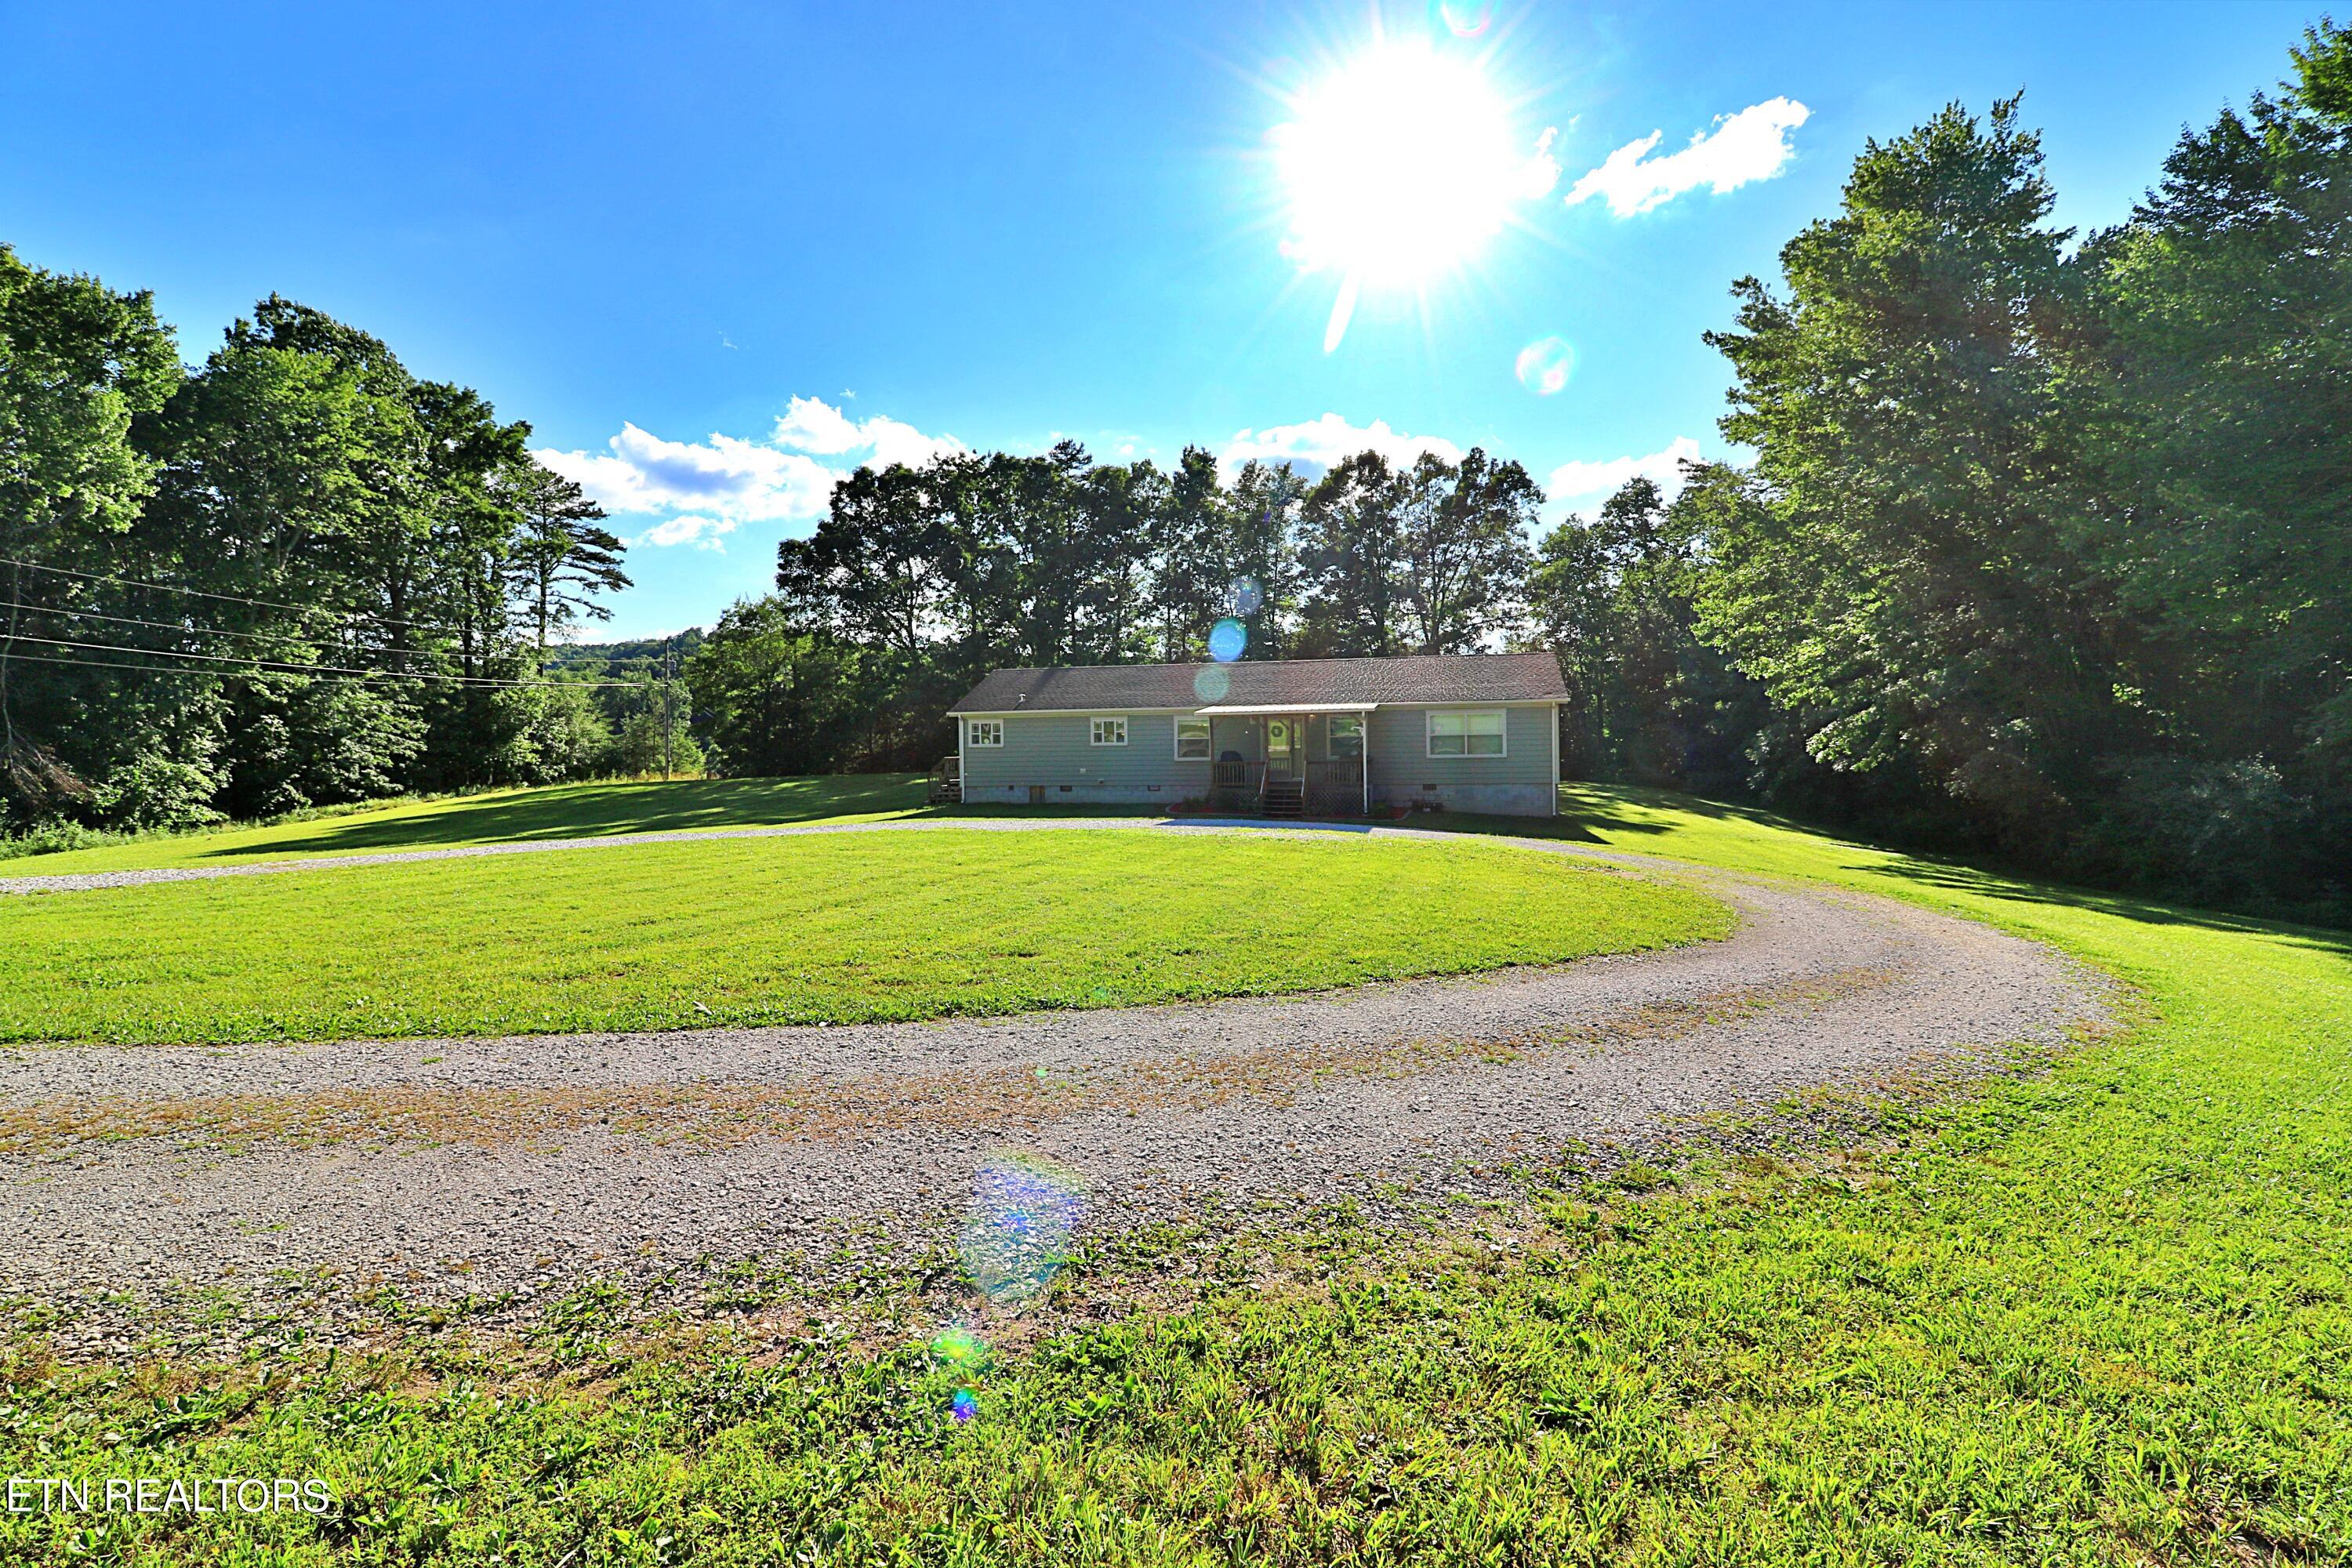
{"left": 960, "top": 783, "right": 1196, "bottom": 808}
{"left": 1374, "top": 782, "right": 1555, "bottom": 818}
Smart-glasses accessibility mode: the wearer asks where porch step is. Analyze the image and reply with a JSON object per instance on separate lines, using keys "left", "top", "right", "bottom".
{"left": 1261, "top": 778, "right": 1305, "bottom": 819}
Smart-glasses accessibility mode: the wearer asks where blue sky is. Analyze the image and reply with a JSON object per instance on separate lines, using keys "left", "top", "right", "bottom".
{"left": 1, "top": 0, "right": 2321, "bottom": 641}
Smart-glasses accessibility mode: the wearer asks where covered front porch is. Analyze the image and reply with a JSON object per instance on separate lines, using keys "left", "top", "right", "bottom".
{"left": 1193, "top": 703, "right": 1370, "bottom": 818}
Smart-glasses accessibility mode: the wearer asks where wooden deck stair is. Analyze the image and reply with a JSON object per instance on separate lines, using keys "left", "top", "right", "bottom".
{"left": 1261, "top": 775, "right": 1305, "bottom": 818}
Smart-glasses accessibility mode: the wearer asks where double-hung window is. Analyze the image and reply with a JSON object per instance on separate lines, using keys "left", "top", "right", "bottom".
{"left": 965, "top": 718, "right": 1003, "bottom": 748}
{"left": 1427, "top": 710, "right": 1505, "bottom": 757}
{"left": 1090, "top": 716, "right": 1128, "bottom": 746}
{"left": 1328, "top": 714, "right": 1366, "bottom": 758}
{"left": 1174, "top": 716, "right": 1211, "bottom": 760}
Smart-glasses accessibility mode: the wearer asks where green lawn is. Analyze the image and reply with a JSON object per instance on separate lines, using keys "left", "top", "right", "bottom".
{"left": 0, "top": 827, "right": 1725, "bottom": 1046}
{"left": 5, "top": 786, "right": 2349, "bottom": 1564}
{"left": 2, "top": 774, "right": 929, "bottom": 876}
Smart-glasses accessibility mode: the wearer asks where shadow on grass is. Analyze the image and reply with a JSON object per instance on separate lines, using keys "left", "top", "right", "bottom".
{"left": 1860, "top": 851, "right": 2352, "bottom": 955}
{"left": 1548, "top": 780, "right": 2352, "bottom": 954}
{"left": 192, "top": 775, "right": 929, "bottom": 860}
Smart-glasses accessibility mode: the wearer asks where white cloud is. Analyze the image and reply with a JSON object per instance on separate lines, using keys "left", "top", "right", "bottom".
{"left": 1518, "top": 125, "right": 1563, "bottom": 201}
{"left": 633, "top": 514, "right": 737, "bottom": 552}
{"left": 1218, "top": 414, "right": 1463, "bottom": 481}
{"left": 1544, "top": 437, "right": 1704, "bottom": 514}
{"left": 1565, "top": 97, "right": 1810, "bottom": 218}
{"left": 855, "top": 414, "right": 966, "bottom": 473}
{"left": 770, "top": 395, "right": 864, "bottom": 454}
{"left": 534, "top": 398, "right": 965, "bottom": 548}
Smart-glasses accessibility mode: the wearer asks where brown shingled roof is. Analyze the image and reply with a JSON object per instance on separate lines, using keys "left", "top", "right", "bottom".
{"left": 946, "top": 652, "right": 1567, "bottom": 713}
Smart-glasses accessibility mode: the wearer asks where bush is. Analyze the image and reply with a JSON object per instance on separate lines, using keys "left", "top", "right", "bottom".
{"left": 0, "top": 819, "right": 131, "bottom": 862}
{"left": 2084, "top": 756, "right": 2327, "bottom": 914}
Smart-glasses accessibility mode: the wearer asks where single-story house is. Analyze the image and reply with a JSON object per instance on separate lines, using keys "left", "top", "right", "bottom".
{"left": 945, "top": 652, "right": 1568, "bottom": 818}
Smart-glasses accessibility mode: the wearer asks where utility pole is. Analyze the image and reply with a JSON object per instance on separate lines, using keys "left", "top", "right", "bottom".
{"left": 660, "top": 637, "right": 677, "bottom": 782}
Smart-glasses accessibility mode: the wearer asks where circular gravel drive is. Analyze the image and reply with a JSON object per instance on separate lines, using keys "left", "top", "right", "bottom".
{"left": 0, "top": 822, "right": 2110, "bottom": 1330}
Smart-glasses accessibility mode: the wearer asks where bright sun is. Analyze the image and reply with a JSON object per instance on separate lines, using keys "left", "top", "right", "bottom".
{"left": 1273, "top": 43, "right": 1541, "bottom": 349}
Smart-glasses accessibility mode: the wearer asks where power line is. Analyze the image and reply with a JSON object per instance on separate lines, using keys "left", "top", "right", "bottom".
{"left": 3, "top": 598, "right": 671, "bottom": 675}
{"left": 0, "top": 556, "right": 442, "bottom": 633}
{"left": 0, "top": 597, "right": 361, "bottom": 650}
{"left": 0, "top": 633, "right": 644, "bottom": 690}
{"left": 2, "top": 645, "right": 651, "bottom": 692}
{"left": 0, "top": 649, "right": 256, "bottom": 681}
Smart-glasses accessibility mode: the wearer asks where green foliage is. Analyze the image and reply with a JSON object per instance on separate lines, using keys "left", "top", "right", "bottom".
{"left": 0, "top": 280, "right": 633, "bottom": 836}
{"left": 0, "top": 826, "right": 1725, "bottom": 1045}
{"left": 0, "top": 243, "right": 179, "bottom": 542}
{"left": 760, "top": 441, "right": 1541, "bottom": 768}
{"left": 2082, "top": 19, "right": 2352, "bottom": 758}
{"left": 683, "top": 603, "right": 871, "bottom": 777}
{"left": 1527, "top": 472, "right": 1767, "bottom": 793}
{"left": 1698, "top": 96, "right": 2118, "bottom": 837}
{"left": 606, "top": 686, "right": 702, "bottom": 778}
{"left": 0, "top": 244, "right": 182, "bottom": 815}
{"left": 505, "top": 462, "right": 630, "bottom": 650}
{"left": 1641, "top": 24, "right": 2352, "bottom": 919}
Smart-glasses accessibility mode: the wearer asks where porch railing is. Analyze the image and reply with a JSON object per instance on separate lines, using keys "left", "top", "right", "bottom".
{"left": 1303, "top": 757, "right": 1366, "bottom": 814}
{"left": 1205, "top": 756, "right": 1370, "bottom": 814}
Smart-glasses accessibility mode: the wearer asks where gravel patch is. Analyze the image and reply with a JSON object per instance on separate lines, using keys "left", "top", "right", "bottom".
{"left": 0, "top": 825, "right": 2114, "bottom": 1340}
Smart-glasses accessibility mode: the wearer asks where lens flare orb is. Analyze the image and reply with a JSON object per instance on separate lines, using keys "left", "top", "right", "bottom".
{"left": 931, "top": 1323, "right": 989, "bottom": 1373}
{"left": 1231, "top": 576, "right": 1265, "bottom": 617}
{"left": 1514, "top": 336, "right": 1577, "bottom": 396}
{"left": 957, "top": 1151, "right": 1088, "bottom": 1307}
{"left": 950, "top": 1388, "right": 978, "bottom": 1424}
{"left": 1192, "top": 665, "right": 1232, "bottom": 703}
{"left": 1208, "top": 617, "right": 1249, "bottom": 663}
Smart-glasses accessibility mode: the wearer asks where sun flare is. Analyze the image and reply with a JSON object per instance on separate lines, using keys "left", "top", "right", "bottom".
{"left": 1272, "top": 43, "right": 1547, "bottom": 348}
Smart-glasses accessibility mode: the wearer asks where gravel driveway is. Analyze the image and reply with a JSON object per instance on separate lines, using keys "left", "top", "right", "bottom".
{"left": 0, "top": 822, "right": 2111, "bottom": 1338}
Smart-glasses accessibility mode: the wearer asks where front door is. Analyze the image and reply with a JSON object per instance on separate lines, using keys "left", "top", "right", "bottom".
{"left": 1265, "top": 717, "right": 1298, "bottom": 777}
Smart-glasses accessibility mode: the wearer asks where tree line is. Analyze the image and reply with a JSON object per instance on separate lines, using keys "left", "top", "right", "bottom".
{"left": 690, "top": 21, "right": 2349, "bottom": 921}
{"left": 0, "top": 274, "right": 656, "bottom": 840}
{"left": 5, "top": 21, "right": 2343, "bottom": 917}
{"left": 678, "top": 441, "right": 1543, "bottom": 776}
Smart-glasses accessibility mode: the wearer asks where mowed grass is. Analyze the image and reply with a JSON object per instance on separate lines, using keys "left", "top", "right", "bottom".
{"left": 0, "top": 828, "right": 1727, "bottom": 1046}
{"left": 2, "top": 774, "right": 928, "bottom": 876}
{"left": 5, "top": 787, "right": 2349, "bottom": 1565}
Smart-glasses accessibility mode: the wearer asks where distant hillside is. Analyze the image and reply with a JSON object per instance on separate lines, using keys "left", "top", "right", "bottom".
{"left": 544, "top": 629, "right": 707, "bottom": 673}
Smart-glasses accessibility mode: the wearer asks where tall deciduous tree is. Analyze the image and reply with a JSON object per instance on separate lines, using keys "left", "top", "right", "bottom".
{"left": 0, "top": 245, "right": 180, "bottom": 812}
{"left": 1698, "top": 96, "right": 2135, "bottom": 848}
{"left": 1396, "top": 448, "right": 1539, "bottom": 654}
{"left": 1295, "top": 452, "right": 1407, "bottom": 657}
{"left": 2081, "top": 19, "right": 2352, "bottom": 762}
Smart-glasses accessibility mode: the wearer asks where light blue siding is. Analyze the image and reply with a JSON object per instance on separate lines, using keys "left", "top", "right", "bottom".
{"left": 963, "top": 713, "right": 1194, "bottom": 802}
{"left": 1365, "top": 705, "right": 1556, "bottom": 815}
{"left": 960, "top": 701, "right": 1559, "bottom": 815}
{"left": 1366, "top": 706, "right": 1555, "bottom": 789}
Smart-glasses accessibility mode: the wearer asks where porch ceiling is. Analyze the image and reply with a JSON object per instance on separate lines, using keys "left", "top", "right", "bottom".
{"left": 1190, "top": 702, "right": 1378, "bottom": 716}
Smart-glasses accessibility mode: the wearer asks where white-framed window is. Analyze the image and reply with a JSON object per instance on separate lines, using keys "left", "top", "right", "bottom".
{"left": 966, "top": 718, "right": 1003, "bottom": 748}
{"left": 1328, "top": 714, "right": 1366, "bottom": 759}
{"left": 1427, "top": 710, "right": 1505, "bottom": 757}
{"left": 1090, "top": 716, "right": 1128, "bottom": 746}
{"left": 1174, "top": 716, "right": 1211, "bottom": 760}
